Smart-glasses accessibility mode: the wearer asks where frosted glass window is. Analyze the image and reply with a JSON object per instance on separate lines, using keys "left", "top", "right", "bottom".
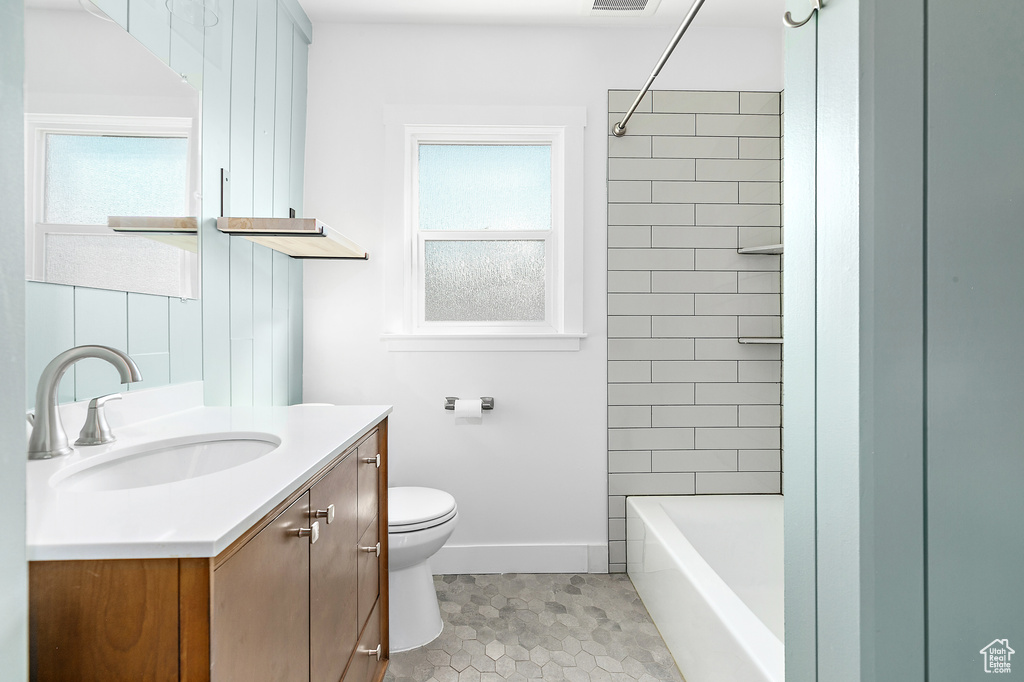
{"left": 418, "top": 145, "right": 551, "bottom": 231}
{"left": 423, "top": 241, "right": 546, "bottom": 322}
{"left": 44, "top": 234, "right": 194, "bottom": 298}
{"left": 44, "top": 134, "right": 189, "bottom": 225}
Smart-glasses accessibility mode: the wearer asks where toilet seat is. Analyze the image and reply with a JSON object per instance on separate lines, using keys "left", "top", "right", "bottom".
{"left": 389, "top": 487, "right": 458, "bottom": 533}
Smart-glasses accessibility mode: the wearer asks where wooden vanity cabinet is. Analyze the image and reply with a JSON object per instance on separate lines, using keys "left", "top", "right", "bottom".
{"left": 210, "top": 492, "right": 312, "bottom": 680}
{"left": 29, "top": 418, "right": 389, "bottom": 682}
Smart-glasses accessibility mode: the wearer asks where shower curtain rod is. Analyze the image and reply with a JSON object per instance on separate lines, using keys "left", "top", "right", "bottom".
{"left": 612, "top": 0, "right": 708, "bottom": 137}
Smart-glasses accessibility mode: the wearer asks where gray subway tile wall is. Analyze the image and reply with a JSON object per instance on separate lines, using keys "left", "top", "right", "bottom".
{"left": 607, "top": 90, "right": 782, "bottom": 573}
{"left": 739, "top": 91, "right": 782, "bottom": 114}
{"left": 609, "top": 158, "right": 696, "bottom": 181}
{"left": 696, "top": 158, "right": 781, "bottom": 182}
{"left": 654, "top": 90, "right": 739, "bottom": 113}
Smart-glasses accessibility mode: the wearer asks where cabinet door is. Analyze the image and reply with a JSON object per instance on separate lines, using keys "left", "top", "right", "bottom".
{"left": 310, "top": 453, "right": 359, "bottom": 682}
{"left": 356, "top": 516, "right": 380, "bottom": 632}
{"left": 356, "top": 429, "right": 379, "bottom": 537}
{"left": 343, "top": 601, "right": 383, "bottom": 682}
{"left": 212, "top": 493, "right": 311, "bottom": 681}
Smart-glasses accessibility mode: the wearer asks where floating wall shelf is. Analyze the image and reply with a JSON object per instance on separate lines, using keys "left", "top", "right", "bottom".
{"left": 737, "top": 243, "right": 784, "bottom": 255}
{"left": 738, "top": 337, "right": 784, "bottom": 344}
{"left": 216, "top": 217, "right": 368, "bottom": 260}
{"left": 109, "top": 216, "right": 199, "bottom": 253}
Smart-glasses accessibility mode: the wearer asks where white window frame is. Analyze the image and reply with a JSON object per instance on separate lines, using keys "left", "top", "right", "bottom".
{"left": 24, "top": 113, "right": 199, "bottom": 298}
{"left": 383, "top": 106, "right": 587, "bottom": 352}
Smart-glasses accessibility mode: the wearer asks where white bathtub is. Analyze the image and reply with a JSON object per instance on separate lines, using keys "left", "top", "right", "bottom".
{"left": 626, "top": 495, "right": 784, "bottom": 682}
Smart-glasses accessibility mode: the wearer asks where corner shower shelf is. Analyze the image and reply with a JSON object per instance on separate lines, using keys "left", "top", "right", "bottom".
{"left": 738, "top": 337, "right": 784, "bottom": 344}
{"left": 737, "top": 243, "right": 783, "bottom": 255}
{"left": 216, "top": 217, "right": 368, "bottom": 260}
{"left": 109, "top": 216, "right": 199, "bottom": 253}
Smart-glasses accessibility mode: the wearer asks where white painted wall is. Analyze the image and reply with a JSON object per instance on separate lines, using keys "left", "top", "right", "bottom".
{"left": 303, "top": 22, "right": 782, "bottom": 573}
{"left": 24, "top": 8, "right": 198, "bottom": 117}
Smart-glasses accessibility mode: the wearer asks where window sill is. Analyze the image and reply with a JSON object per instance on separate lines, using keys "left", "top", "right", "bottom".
{"left": 381, "top": 333, "right": 586, "bottom": 352}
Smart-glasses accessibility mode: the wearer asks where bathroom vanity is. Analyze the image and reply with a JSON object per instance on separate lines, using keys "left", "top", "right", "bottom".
{"left": 26, "top": 401, "right": 390, "bottom": 682}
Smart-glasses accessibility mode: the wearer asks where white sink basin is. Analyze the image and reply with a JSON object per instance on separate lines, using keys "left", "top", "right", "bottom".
{"left": 51, "top": 432, "right": 281, "bottom": 492}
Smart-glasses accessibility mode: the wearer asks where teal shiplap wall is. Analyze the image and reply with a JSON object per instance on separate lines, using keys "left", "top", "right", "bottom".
{"left": 27, "top": 0, "right": 311, "bottom": 409}
{"left": 199, "top": 0, "right": 309, "bottom": 407}
{"left": 0, "top": 0, "right": 28, "bottom": 677}
{"left": 24, "top": 283, "right": 202, "bottom": 408}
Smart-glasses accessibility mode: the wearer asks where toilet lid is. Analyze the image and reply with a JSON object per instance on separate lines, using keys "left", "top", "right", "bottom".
{"left": 389, "top": 487, "right": 457, "bottom": 530}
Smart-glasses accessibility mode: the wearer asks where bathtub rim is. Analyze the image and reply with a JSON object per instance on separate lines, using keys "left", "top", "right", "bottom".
{"left": 627, "top": 494, "right": 784, "bottom": 682}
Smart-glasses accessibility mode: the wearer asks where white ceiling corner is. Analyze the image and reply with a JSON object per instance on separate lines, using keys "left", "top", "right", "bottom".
{"left": 296, "top": 0, "right": 785, "bottom": 29}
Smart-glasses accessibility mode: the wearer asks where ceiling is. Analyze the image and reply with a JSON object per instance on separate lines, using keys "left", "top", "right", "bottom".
{"left": 296, "top": 0, "right": 784, "bottom": 29}
{"left": 24, "top": 0, "right": 784, "bottom": 30}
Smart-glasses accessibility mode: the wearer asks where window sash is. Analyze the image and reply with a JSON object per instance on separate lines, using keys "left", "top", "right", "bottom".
{"left": 42, "top": 132, "right": 191, "bottom": 225}
{"left": 415, "top": 232, "right": 556, "bottom": 330}
{"left": 416, "top": 142, "right": 553, "bottom": 233}
{"left": 38, "top": 226, "right": 198, "bottom": 299}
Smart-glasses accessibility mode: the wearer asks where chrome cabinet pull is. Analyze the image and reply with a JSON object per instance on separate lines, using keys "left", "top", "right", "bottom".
{"left": 296, "top": 521, "right": 320, "bottom": 544}
{"left": 361, "top": 541, "right": 381, "bottom": 557}
{"left": 360, "top": 644, "right": 382, "bottom": 660}
{"left": 311, "top": 503, "right": 335, "bottom": 524}
{"left": 361, "top": 454, "right": 380, "bottom": 468}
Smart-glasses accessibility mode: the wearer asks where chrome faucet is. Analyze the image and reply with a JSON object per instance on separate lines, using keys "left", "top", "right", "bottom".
{"left": 28, "top": 345, "right": 142, "bottom": 460}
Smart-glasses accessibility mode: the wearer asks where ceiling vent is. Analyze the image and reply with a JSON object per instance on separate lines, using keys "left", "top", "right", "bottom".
{"left": 586, "top": 0, "right": 663, "bottom": 16}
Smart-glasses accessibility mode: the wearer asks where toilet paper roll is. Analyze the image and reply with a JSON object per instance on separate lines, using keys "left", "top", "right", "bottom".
{"left": 453, "top": 398, "right": 483, "bottom": 419}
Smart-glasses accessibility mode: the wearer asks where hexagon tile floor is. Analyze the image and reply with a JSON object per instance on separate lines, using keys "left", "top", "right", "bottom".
{"left": 383, "top": 573, "right": 684, "bottom": 682}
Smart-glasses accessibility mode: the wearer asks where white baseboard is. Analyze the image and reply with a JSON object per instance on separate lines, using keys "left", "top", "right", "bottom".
{"left": 430, "top": 543, "right": 609, "bottom": 575}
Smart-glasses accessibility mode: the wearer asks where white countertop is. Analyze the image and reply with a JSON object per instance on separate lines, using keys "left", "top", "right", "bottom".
{"left": 26, "top": 403, "right": 391, "bottom": 561}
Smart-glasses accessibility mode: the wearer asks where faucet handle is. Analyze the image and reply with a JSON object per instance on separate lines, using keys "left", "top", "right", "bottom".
{"left": 90, "top": 394, "right": 122, "bottom": 408}
{"left": 75, "top": 393, "right": 122, "bottom": 446}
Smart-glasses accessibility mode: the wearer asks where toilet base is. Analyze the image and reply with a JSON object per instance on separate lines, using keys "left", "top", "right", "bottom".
{"left": 389, "top": 559, "right": 444, "bottom": 652}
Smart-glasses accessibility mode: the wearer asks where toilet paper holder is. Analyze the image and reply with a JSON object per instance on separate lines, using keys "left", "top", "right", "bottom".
{"left": 445, "top": 397, "right": 494, "bottom": 411}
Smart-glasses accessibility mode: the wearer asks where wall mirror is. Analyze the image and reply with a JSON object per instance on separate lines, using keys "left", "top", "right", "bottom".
{"left": 23, "top": 0, "right": 202, "bottom": 299}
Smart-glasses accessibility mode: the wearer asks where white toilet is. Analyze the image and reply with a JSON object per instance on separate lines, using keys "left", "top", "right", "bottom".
{"left": 388, "top": 486, "right": 458, "bottom": 652}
